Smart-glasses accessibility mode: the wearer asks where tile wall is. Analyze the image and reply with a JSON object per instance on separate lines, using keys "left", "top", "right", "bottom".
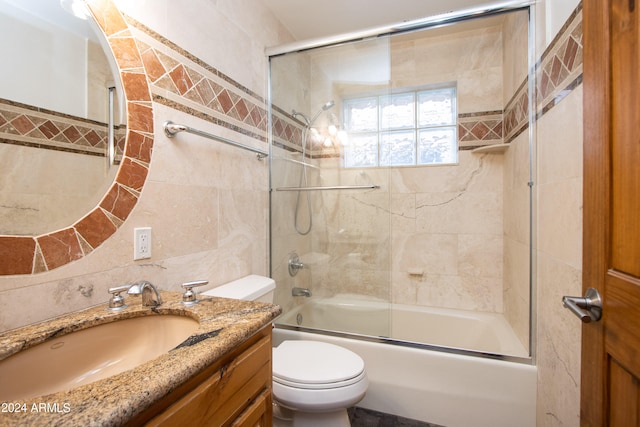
{"left": 0, "top": 0, "right": 153, "bottom": 276}
{"left": 0, "top": 0, "right": 586, "bottom": 424}
{"left": 535, "top": 2, "right": 584, "bottom": 426}
{"left": 0, "top": 0, "right": 290, "bottom": 330}
{"left": 271, "top": 16, "right": 526, "bottom": 320}
{"left": 271, "top": 9, "right": 586, "bottom": 409}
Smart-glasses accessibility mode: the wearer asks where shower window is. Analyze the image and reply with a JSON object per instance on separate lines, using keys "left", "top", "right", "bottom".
{"left": 343, "top": 86, "right": 457, "bottom": 167}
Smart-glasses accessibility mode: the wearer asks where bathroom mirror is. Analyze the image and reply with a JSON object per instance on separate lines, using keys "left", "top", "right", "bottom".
{"left": 0, "top": 0, "right": 153, "bottom": 276}
{"left": 0, "top": 0, "right": 125, "bottom": 236}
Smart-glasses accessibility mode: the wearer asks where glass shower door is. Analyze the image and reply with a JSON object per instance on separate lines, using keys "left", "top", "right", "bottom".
{"left": 269, "top": 8, "right": 533, "bottom": 359}
{"left": 269, "top": 36, "right": 393, "bottom": 338}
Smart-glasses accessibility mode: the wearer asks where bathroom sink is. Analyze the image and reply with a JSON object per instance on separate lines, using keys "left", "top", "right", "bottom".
{"left": 0, "top": 314, "right": 199, "bottom": 401}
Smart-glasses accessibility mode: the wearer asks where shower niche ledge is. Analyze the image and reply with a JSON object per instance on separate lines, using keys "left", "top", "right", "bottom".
{"left": 471, "top": 144, "right": 510, "bottom": 154}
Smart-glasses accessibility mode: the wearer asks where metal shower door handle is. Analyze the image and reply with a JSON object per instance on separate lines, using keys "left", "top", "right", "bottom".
{"left": 562, "top": 288, "right": 603, "bottom": 323}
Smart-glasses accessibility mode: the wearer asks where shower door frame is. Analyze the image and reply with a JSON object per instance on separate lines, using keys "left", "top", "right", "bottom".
{"left": 267, "top": 0, "right": 537, "bottom": 365}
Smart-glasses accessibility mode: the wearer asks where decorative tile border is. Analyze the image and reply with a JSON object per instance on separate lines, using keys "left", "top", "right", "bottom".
{"left": 468, "top": 3, "right": 583, "bottom": 147}
{"left": 504, "top": 78, "right": 529, "bottom": 144}
{"left": 271, "top": 105, "right": 304, "bottom": 153}
{"left": 0, "top": 0, "right": 153, "bottom": 275}
{"left": 458, "top": 111, "right": 503, "bottom": 149}
{"left": 536, "top": 3, "right": 583, "bottom": 116}
{"left": 463, "top": 5, "right": 584, "bottom": 149}
{"left": 0, "top": 98, "right": 126, "bottom": 158}
{"left": 505, "top": 3, "right": 583, "bottom": 140}
{"left": 120, "top": 18, "right": 303, "bottom": 154}
{"left": 124, "top": 17, "right": 269, "bottom": 145}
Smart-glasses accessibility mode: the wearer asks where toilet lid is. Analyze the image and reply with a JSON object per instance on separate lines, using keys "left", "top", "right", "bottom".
{"left": 273, "top": 340, "right": 365, "bottom": 386}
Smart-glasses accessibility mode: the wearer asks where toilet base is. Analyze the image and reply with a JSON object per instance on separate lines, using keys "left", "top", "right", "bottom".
{"left": 273, "top": 406, "right": 350, "bottom": 427}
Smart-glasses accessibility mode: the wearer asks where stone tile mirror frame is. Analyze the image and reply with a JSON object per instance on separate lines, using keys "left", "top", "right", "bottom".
{"left": 0, "top": 0, "right": 153, "bottom": 275}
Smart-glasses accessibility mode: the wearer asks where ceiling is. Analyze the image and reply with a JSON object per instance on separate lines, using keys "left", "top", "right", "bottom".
{"left": 262, "top": 0, "right": 502, "bottom": 41}
{"left": 2, "top": 0, "right": 97, "bottom": 40}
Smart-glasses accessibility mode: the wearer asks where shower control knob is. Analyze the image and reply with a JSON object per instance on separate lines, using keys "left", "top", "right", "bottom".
{"left": 288, "top": 253, "right": 307, "bottom": 276}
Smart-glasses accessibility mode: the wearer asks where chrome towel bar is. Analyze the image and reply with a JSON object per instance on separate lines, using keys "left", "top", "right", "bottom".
{"left": 274, "top": 185, "right": 380, "bottom": 191}
{"left": 163, "top": 121, "right": 268, "bottom": 160}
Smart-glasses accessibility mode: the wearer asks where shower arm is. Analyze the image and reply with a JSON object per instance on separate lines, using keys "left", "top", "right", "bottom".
{"left": 292, "top": 101, "right": 335, "bottom": 128}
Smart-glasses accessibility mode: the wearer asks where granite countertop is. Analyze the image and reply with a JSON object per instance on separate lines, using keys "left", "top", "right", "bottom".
{"left": 0, "top": 291, "right": 281, "bottom": 427}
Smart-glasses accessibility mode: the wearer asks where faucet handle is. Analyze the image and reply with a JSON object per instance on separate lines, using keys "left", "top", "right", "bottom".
{"left": 181, "top": 280, "right": 209, "bottom": 306}
{"left": 107, "top": 284, "right": 131, "bottom": 311}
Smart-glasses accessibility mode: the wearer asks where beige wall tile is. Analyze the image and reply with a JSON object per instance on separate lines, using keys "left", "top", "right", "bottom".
{"left": 538, "top": 86, "right": 584, "bottom": 185}
{"left": 0, "top": 0, "right": 288, "bottom": 331}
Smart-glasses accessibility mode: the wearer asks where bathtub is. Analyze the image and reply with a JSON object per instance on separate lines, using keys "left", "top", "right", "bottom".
{"left": 274, "top": 296, "right": 536, "bottom": 427}
{"left": 278, "top": 294, "right": 529, "bottom": 357}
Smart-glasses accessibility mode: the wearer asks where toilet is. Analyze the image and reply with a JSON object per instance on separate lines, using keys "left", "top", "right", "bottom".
{"left": 202, "top": 275, "right": 368, "bottom": 427}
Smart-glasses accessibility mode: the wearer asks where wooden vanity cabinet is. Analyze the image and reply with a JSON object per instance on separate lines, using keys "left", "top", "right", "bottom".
{"left": 126, "top": 325, "right": 273, "bottom": 427}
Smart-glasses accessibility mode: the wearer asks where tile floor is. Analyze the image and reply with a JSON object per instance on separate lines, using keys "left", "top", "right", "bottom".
{"left": 348, "top": 407, "right": 442, "bottom": 427}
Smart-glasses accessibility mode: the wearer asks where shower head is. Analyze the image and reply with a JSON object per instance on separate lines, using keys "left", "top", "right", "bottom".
{"left": 322, "top": 100, "right": 335, "bottom": 111}
{"left": 309, "top": 100, "right": 335, "bottom": 126}
{"left": 292, "top": 101, "right": 335, "bottom": 127}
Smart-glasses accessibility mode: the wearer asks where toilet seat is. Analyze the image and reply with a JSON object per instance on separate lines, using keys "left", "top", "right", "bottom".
{"left": 274, "top": 370, "right": 366, "bottom": 390}
{"left": 272, "top": 374, "right": 369, "bottom": 412}
{"left": 273, "top": 340, "right": 365, "bottom": 390}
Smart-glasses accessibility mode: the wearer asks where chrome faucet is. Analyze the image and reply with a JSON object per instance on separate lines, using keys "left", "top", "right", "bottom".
{"left": 107, "top": 285, "right": 131, "bottom": 311}
{"left": 292, "top": 287, "right": 312, "bottom": 297}
{"left": 128, "top": 280, "right": 163, "bottom": 307}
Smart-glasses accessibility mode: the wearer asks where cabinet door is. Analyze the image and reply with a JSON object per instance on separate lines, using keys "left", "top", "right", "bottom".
{"left": 147, "top": 333, "right": 272, "bottom": 427}
{"left": 230, "top": 390, "right": 272, "bottom": 427}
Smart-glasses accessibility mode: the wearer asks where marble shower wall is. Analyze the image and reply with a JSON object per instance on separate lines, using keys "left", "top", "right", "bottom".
{"left": 502, "top": 10, "right": 532, "bottom": 351}
{"left": 387, "top": 151, "right": 504, "bottom": 312}
{"left": 385, "top": 21, "right": 508, "bottom": 312}
{"left": 283, "top": 17, "right": 526, "bottom": 316}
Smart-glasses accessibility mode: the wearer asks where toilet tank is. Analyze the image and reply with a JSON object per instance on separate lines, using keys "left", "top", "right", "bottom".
{"left": 201, "top": 275, "right": 275, "bottom": 303}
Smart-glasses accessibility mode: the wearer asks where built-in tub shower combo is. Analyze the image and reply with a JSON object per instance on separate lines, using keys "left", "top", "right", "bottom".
{"left": 269, "top": 2, "right": 537, "bottom": 426}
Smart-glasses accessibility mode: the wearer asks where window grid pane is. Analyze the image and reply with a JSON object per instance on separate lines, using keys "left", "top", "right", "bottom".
{"left": 345, "top": 97, "right": 379, "bottom": 132}
{"left": 418, "top": 88, "right": 457, "bottom": 127}
{"left": 418, "top": 127, "right": 457, "bottom": 164}
{"left": 380, "top": 130, "right": 416, "bottom": 166}
{"left": 345, "top": 133, "right": 379, "bottom": 168}
{"left": 380, "top": 93, "right": 415, "bottom": 130}
{"left": 344, "top": 86, "right": 457, "bottom": 167}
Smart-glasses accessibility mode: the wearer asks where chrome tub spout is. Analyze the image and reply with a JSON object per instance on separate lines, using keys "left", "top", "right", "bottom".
{"left": 292, "top": 287, "right": 312, "bottom": 297}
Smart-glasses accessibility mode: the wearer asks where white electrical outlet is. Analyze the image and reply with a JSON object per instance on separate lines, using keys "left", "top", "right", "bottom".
{"left": 134, "top": 227, "right": 152, "bottom": 260}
